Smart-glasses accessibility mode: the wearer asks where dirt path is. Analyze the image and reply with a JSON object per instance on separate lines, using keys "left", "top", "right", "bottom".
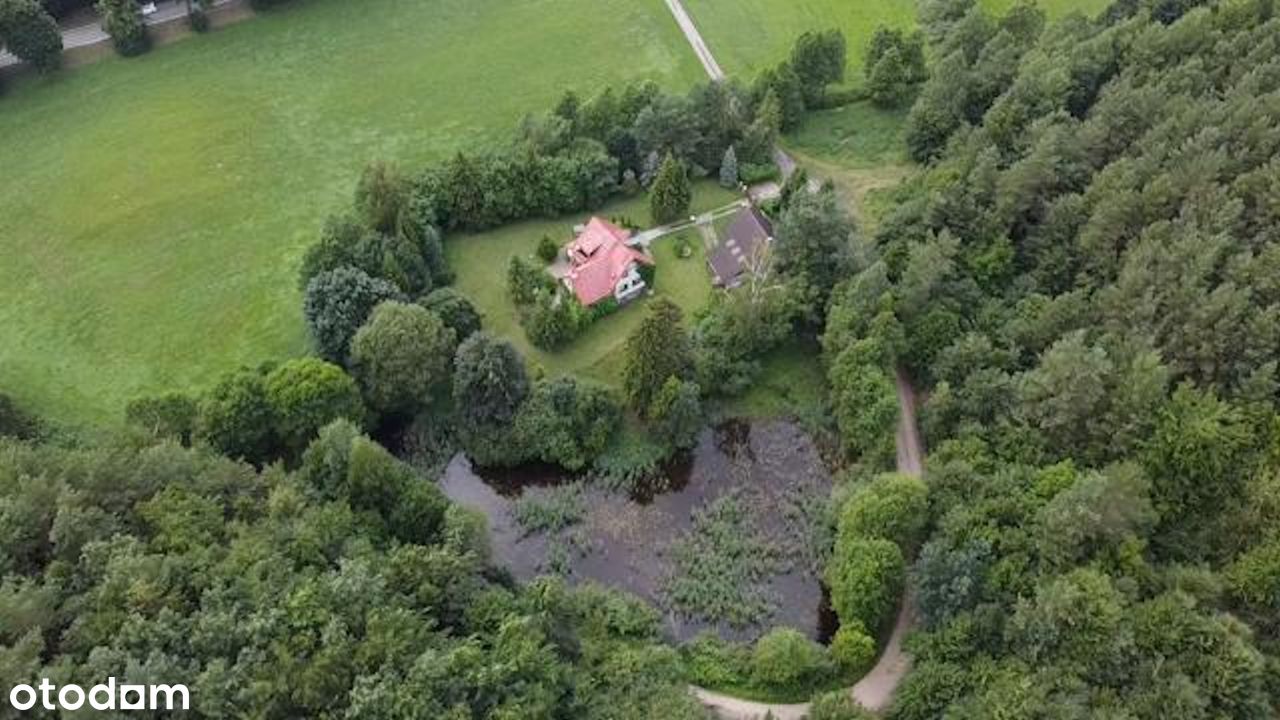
{"left": 689, "top": 372, "right": 924, "bottom": 718}
{"left": 659, "top": 3, "right": 924, "bottom": 715}
{"left": 663, "top": 0, "right": 725, "bottom": 80}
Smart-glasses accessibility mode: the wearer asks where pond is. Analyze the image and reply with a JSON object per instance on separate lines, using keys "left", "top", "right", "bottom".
{"left": 439, "top": 419, "right": 836, "bottom": 643}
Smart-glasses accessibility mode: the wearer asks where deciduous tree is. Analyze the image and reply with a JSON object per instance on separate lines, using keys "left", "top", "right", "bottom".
{"left": 349, "top": 301, "right": 456, "bottom": 415}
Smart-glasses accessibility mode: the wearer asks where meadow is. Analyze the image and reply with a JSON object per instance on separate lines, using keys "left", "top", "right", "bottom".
{"left": 681, "top": 0, "right": 1116, "bottom": 77}
{"left": 0, "top": 0, "right": 703, "bottom": 425}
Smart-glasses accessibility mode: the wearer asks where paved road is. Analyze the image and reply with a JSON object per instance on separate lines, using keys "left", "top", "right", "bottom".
{"left": 0, "top": 0, "right": 234, "bottom": 68}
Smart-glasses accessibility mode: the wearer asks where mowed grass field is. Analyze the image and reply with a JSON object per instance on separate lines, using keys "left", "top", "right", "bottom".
{"left": 682, "top": 0, "right": 1115, "bottom": 77}
{"left": 447, "top": 182, "right": 737, "bottom": 388}
{"left": 0, "top": 0, "right": 703, "bottom": 426}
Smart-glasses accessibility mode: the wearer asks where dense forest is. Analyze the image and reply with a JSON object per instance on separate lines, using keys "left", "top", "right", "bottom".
{"left": 3, "top": 0, "right": 1280, "bottom": 716}
{"left": 834, "top": 0, "right": 1280, "bottom": 715}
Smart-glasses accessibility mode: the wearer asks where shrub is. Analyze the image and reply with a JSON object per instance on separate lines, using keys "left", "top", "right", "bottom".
{"left": 265, "top": 358, "right": 365, "bottom": 454}
{"left": 682, "top": 632, "right": 750, "bottom": 688}
{"left": 419, "top": 287, "right": 482, "bottom": 341}
{"left": 673, "top": 235, "right": 694, "bottom": 259}
{"left": 750, "top": 627, "right": 833, "bottom": 690}
{"left": 0, "top": 393, "right": 39, "bottom": 440}
{"left": 196, "top": 369, "right": 276, "bottom": 462}
{"left": 515, "top": 376, "right": 620, "bottom": 471}
{"left": 829, "top": 622, "right": 877, "bottom": 674}
{"left": 809, "top": 690, "right": 876, "bottom": 720}
{"left": 521, "top": 290, "right": 582, "bottom": 350}
{"left": 739, "top": 162, "right": 781, "bottom": 185}
{"left": 0, "top": 0, "right": 62, "bottom": 71}
{"left": 125, "top": 392, "right": 198, "bottom": 444}
{"left": 507, "top": 255, "right": 554, "bottom": 306}
{"left": 536, "top": 234, "right": 560, "bottom": 263}
{"left": 837, "top": 473, "right": 930, "bottom": 551}
{"left": 187, "top": 5, "right": 208, "bottom": 31}
{"left": 96, "top": 0, "right": 148, "bottom": 56}
{"left": 826, "top": 536, "right": 905, "bottom": 633}
{"left": 647, "top": 377, "right": 703, "bottom": 450}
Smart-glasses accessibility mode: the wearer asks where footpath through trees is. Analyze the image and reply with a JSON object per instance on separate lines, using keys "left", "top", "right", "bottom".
{"left": 658, "top": 1, "right": 922, "bottom": 715}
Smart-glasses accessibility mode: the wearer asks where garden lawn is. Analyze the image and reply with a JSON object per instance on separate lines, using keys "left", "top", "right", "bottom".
{"left": 681, "top": 0, "right": 1114, "bottom": 78}
{"left": 0, "top": 0, "right": 704, "bottom": 426}
{"left": 447, "top": 182, "right": 736, "bottom": 387}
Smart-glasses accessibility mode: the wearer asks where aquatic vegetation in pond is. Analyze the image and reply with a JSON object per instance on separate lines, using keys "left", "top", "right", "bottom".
{"left": 439, "top": 420, "right": 835, "bottom": 642}
{"left": 513, "top": 482, "right": 587, "bottom": 536}
{"left": 664, "top": 490, "right": 788, "bottom": 627}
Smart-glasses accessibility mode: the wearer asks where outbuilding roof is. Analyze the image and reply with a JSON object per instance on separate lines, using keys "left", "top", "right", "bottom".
{"left": 709, "top": 206, "right": 773, "bottom": 287}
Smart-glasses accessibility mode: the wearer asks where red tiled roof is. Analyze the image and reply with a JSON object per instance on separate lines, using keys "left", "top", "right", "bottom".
{"left": 565, "top": 217, "right": 652, "bottom": 306}
{"left": 568, "top": 217, "right": 631, "bottom": 260}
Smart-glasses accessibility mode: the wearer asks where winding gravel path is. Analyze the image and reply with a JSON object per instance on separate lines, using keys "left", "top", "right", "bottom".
{"left": 660, "top": 3, "right": 925, "bottom": 716}
{"left": 688, "top": 371, "right": 922, "bottom": 718}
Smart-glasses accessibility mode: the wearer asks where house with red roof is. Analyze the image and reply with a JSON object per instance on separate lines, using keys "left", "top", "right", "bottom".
{"left": 562, "top": 217, "right": 654, "bottom": 307}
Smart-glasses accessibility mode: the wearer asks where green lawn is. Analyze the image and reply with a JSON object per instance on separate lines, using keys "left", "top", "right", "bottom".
{"left": 0, "top": 0, "right": 704, "bottom": 426}
{"left": 447, "top": 182, "right": 737, "bottom": 387}
{"left": 716, "top": 340, "right": 828, "bottom": 422}
{"left": 682, "top": 0, "right": 1114, "bottom": 78}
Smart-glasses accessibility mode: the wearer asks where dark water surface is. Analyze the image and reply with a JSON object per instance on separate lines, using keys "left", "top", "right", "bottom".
{"left": 439, "top": 419, "right": 835, "bottom": 643}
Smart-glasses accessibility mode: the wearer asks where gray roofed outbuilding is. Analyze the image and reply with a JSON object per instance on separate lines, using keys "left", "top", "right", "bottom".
{"left": 708, "top": 206, "right": 774, "bottom": 288}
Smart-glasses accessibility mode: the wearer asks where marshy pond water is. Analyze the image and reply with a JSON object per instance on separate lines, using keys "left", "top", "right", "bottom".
{"left": 439, "top": 419, "right": 835, "bottom": 643}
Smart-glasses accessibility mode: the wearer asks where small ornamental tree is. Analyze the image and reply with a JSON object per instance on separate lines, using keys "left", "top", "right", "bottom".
{"left": 647, "top": 377, "right": 703, "bottom": 450}
{"left": 349, "top": 301, "right": 456, "bottom": 415}
{"left": 96, "top": 0, "right": 149, "bottom": 56}
{"left": 265, "top": 358, "right": 365, "bottom": 454}
{"left": 0, "top": 0, "right": 62, "bottom": 72}
{"left": 718, "top": 145, "right": 740, "bottom": 189}
{"left": 536, "top": 234, "right": 560, "bottom": 263}
{"left": 303, "top": 266, "right": 404, "bottom": 363}
{"left": 622, "top": 298, "right": 694, "bottom": 415}
{"left": 649, "top": 153, "right": 691, "bottom": 224}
